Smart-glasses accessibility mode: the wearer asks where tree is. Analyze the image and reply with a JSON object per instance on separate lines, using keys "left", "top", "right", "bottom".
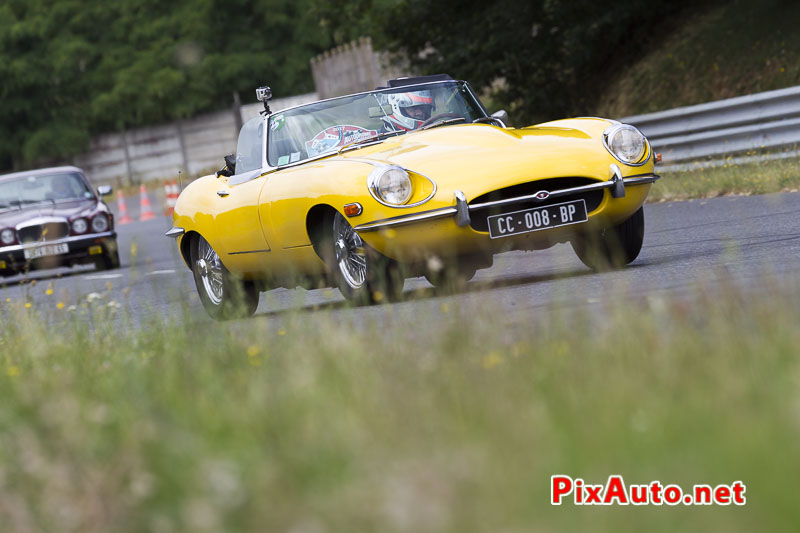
{"left": 322, "top": 0, "right": 702, "bottom": 125}
{"left": 0, "top": 0, "right": 333, "bottom": 171}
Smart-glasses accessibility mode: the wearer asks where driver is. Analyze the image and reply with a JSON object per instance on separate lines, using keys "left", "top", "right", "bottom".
{"left": 381, "top": 90, "right": 434, "bottom": 131}
{"left": 48, "top": 177, "right": 78, "bottom": 200}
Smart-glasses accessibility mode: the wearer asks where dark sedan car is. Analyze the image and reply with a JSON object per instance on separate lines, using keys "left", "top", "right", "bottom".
{"left": 0, "top": 166, "right": 119, "bottom": 277}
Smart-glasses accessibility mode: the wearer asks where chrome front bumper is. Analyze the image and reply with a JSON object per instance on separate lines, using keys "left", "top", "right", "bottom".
{"left": 0, "top": 231, "right": 117, "bottom": 253}
{"left": 165, "top": 227, "right": 185, "bottom": 239}
{"left": 354, "top": 170, "right": 660, "bottom": 233}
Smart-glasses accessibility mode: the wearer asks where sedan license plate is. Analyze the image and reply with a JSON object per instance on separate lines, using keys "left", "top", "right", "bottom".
{"left": 487, "top": 199, "right": 588, "bottom": 239}
{"left": 23, "top": 243, "right": 69, "bottom": 260}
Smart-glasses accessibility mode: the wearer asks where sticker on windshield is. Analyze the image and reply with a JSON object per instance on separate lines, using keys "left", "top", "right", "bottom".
{"left": 305, "top": 125, "right": 378, "bottom": 157}
{"left": 277, "top": 155, "right": 290, "bottom": 166}
{"left": 270, "top": 115, "right": 285, "bottom": 131}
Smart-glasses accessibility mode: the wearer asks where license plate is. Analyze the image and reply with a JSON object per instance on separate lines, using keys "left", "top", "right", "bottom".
{"left": 23, "top": 243, "right": 69, "bottom": 260}
{"left": 487, "top": 199, "right": 588, "bottom": 239}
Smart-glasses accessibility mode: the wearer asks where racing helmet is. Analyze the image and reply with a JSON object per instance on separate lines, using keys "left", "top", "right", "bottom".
{"left": 383, "top": 90, "right": 434, "bottom": 130}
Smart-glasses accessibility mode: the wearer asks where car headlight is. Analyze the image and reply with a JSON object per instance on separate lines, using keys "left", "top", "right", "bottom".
{"left": 71, "top": 218, "right": 88, "bottom": 234}
{"left": 0, "top": 228, "right": 15, "bottom": 245}
{"left": 603, "top": 124, "right": 648, "bottom": 165}
{"left": 369, "top": 166, "right": 412, "bottom": 205}
{"left": 91, "top": 213, "right": 109, "bottom": 233}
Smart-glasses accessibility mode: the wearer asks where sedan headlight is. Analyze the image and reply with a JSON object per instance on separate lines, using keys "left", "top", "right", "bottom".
{"left": 603, "top": 124, "right": 648, "bottom": 165}
{"left": 71, "top": 218, "right": 88, "bottom": 234}
{"left": 91, "top": 213, "right": 109, "bottom": 233}
{"left": 369, "top": 166, "right": 412, "bottom": 205}
{"left": 0, "top": 228, "right": 15, "bottom": 245}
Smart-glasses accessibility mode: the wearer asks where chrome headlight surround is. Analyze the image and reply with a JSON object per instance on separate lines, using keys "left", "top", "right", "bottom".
{"left": 368, "top": 165, "right": 413, "bottom": 206}
{"left": 0, "top": 228, "right": 15, "bottom": 245}
{"left": 603, "top": 124, "right": 650, "bottom": 166}
{"left": 91, "top": 213, "right": 109, "bottom": 233}
{"left": 71, "top": 218, "right": 88, "bottom": 234}
{"left": 366, "top": 165, "right": 437, "bottom": 209}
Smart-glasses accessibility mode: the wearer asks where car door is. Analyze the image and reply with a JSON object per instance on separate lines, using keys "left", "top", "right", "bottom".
{"left": 211, "top": 117, "right": 272, "bottom": 272}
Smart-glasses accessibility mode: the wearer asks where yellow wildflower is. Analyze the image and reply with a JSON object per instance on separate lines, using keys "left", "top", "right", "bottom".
{"left": 482, "top": 352, "right": 504, "bottom": 370}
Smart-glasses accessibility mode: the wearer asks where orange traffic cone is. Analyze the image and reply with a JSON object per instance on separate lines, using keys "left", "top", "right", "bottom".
{"left": 163, "top": 180, "right": 179, "bottom": 216}
{"left": 116, "top": 190, "right": 133, "bottom": 225}
{"left": 138, "top": 184, "right": 156, "bottom": 221}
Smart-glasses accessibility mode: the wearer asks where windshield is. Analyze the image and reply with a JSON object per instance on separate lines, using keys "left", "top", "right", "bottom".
{"left": 0, "top": 172, "right": 94, "bottom": 210}
{"left": 267, "top": 81, "right": 486, "bottom": 167}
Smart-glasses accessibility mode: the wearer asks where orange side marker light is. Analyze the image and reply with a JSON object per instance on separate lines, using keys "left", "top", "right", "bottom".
{"left": 344, "top": 203, "right": 363, "bottom": 217}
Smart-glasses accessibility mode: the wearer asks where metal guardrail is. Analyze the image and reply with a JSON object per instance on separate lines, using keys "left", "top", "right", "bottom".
{"left": 619, "top": 85, "right": 800, "bottom": 169}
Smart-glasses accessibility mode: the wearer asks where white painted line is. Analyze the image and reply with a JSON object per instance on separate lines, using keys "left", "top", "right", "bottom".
{"left": 82, "top": 273, "right": 124, "bottom": 280}
{"left": 147, "top": 269, "right": 176, "bottom": 275}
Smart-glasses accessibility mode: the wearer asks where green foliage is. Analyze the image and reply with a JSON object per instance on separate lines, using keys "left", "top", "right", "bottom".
{"left": 3, "top": 0, "right": 797, "bottom": 172}
{"left": 366, "top": 0, "right": 701, "bottom": 125}
{"left": 0, "top": 0, "right": 333, "bottom": 170}
{"left": 1, "top": 271, "right": 800, "bottom": 530}
{"left": 595, "top": 0, "right": 800, "bottom": 117}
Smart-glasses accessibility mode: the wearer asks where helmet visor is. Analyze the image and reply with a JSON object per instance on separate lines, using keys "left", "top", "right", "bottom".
{"left": 400, "top": 104, "right": 433, "bottom": 121}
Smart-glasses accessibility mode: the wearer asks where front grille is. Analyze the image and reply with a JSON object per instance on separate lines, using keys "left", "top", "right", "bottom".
{"left": 468, "top": 177, "right": 605, "bottom": 232}
{"left": 17, "top": 222, "right": 70, "bottom": 243}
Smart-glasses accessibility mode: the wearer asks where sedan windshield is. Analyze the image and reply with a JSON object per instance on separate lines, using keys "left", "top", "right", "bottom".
{"left": 0, "top": 172, "right": 94, "bottom": 210}
{"left": 267, "top": 81, "right": 486, "bottom": 167}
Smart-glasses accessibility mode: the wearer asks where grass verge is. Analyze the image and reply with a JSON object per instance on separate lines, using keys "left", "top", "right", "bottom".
{"left": 1, "top": 269, "right": 799, "bottom": 531}
{"left": 648, "top": 155, "right": 800, "bottom": 202}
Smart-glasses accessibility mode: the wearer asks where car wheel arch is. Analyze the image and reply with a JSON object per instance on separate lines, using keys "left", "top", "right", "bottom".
{"left": 306, "top": 204, "right": 339, "bottom": 261}
{"left": 180, "top": 230, "right": 200, "bottom": 268}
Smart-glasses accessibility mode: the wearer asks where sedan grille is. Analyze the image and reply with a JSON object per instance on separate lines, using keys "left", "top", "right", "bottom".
{"left": 468, "top": 177, "right": 605, "bottom": 232}
{"left": 17, "top": 222, "right": 70, "bottom": 243}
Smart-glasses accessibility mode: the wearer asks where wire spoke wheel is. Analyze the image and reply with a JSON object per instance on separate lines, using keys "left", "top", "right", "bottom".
{"left": 190, "top": 235, "right": 259, "bottom": 320}
{"left": 197, "top": 237, "right": 225, "bottom": 305}
{"left": 319, "top": 210, "right": 404, "bottom": 304}
{"left": 333, "top": 212, "right": 368, "bottom": 289}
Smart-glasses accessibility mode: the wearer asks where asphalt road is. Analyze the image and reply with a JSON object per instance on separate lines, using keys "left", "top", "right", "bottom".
{"left": 2, "top": 192, "right": 799, "bottom": 327}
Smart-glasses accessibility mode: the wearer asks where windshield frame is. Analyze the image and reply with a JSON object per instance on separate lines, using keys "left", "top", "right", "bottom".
{"left": 263, "top": 80, "right": 488, "bottom": 172}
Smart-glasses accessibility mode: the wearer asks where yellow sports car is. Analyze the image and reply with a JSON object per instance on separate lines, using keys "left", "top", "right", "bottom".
{"left": 167, "top": 74, "right": 659, "bottom": 319}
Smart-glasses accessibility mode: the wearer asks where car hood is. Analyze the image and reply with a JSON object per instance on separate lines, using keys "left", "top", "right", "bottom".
{"left": 339, "top": 118, "right": 621, "bottom": 195}
{"left": 0, "top": 199, "right": 98, "bottom": 227}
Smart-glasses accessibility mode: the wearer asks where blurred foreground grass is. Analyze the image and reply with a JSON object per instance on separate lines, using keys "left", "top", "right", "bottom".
{"left": 649, "top": 155, "right": 800, "bottom": 201}
{"left": 1, "top": 272, "right": 799, "bottom": 532}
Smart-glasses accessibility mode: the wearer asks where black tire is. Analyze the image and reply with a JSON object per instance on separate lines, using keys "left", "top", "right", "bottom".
{"left": 571, "top": 206, "right": 645, "bottom": 271}
{"left": 94, "top": 248, "right": 121, "bottom": 271}
{"left": 319, "top": 211, "right": 403, "bottom": 304}
{"left": 190, "top": 234, "right": 259, "bottom": 320}
{"left": 424, "top": 260, "right": 477, "bottom": 292}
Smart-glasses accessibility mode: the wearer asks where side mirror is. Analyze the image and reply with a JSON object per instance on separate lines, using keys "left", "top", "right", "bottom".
{"left": 97, "top": 185, "right": 113, "bottom": 196}
{"left": 491, "top": 110, "right": 509, "bottom": 127}
{"left": 216, "top": 154, "right": 236, "bottom": 178}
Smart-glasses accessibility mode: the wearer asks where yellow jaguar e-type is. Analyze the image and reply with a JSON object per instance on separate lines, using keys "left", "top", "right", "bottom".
{"left": 167, "top": 74, "right": 659, "bottom": 319}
